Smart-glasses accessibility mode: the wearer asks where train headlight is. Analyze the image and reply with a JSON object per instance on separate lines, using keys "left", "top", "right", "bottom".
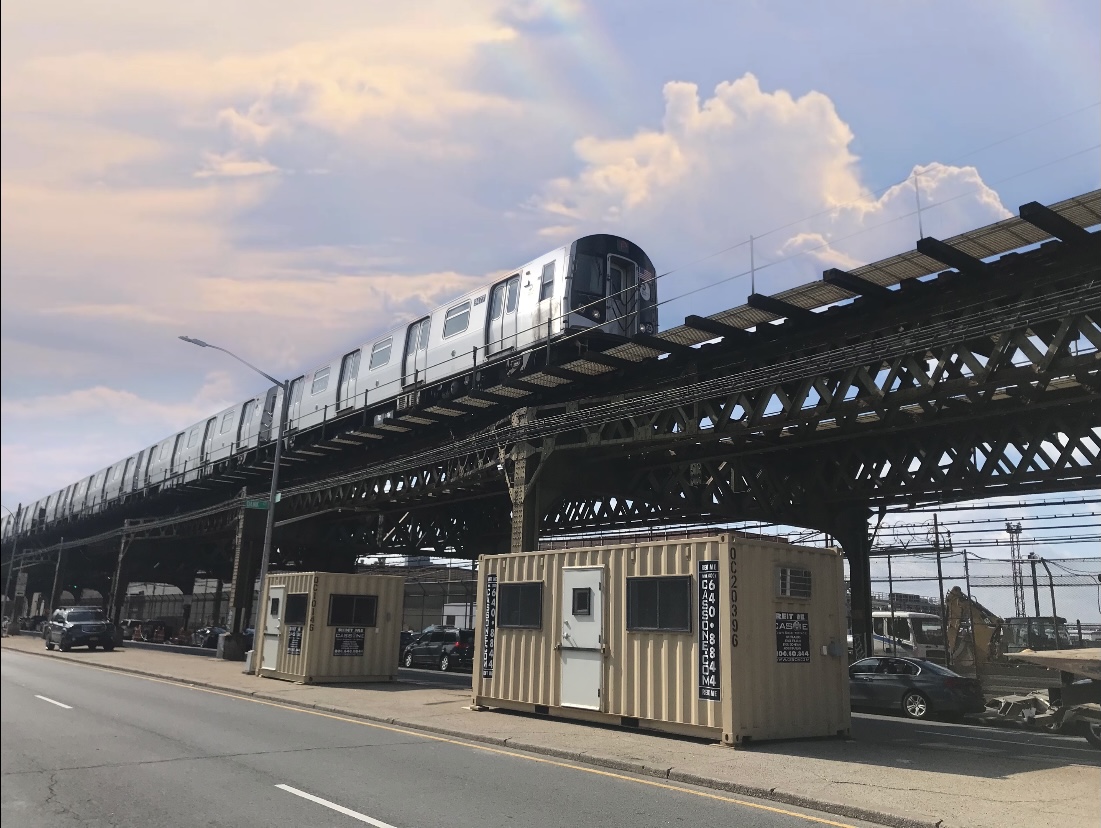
{"left": 590, "top": 308, "right": 602, "bottom": 321}
{"left": 642, "top": 322, "right": 654, "bottom": 334}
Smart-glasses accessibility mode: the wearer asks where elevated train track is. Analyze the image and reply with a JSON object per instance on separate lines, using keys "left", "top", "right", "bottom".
{"left": 4, "top": 190, "right": 1100, "bottom": 655}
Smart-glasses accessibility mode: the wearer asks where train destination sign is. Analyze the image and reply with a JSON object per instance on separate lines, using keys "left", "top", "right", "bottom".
{"left": 333, "top": 626, "right": 365, "bottom": 657}
{"left": 775, "top": 612, "right": 810, "bottom": 663}
{"left": 697, "top": 560, "right": 721, "bottom": 701}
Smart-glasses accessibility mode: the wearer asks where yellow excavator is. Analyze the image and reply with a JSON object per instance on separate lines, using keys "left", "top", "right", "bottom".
{"left": 944, "top": 586, "right": 1076, "bottom": 668}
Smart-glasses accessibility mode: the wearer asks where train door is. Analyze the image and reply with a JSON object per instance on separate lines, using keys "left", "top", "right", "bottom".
{"left": 337, "top": 349, "right": 361, "bottom": 410}
{"left": 199, "top": 417, "right": 218, "bottom": 468}
{"left": 486, "top": 275, "right": 521, "bottom": 356}
{"left": 606, "top": 255, "right": 639, "bottom": 337}
{"left": 169, "top": 433, "right": 185, "bottom": 481}
{"left": 237, "top": 399, "right": 257, "bottom": 451}
{"left": 402, "top": 317, "right": 431, "bottom": 387}
{"left": 259, "top": 387, "right": 279, "bottom": 443}
{"left": 286, "top": 377, "right": 305, "bottom": 430}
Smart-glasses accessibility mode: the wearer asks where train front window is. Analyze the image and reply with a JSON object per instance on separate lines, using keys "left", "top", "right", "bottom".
{"left": 574, "top": 254, "right": 604, "bottom": 295}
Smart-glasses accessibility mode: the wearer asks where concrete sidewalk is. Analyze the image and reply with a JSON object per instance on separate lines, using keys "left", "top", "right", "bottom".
{"left": 3, "top": 636, "right": 1097, "bottom": 828}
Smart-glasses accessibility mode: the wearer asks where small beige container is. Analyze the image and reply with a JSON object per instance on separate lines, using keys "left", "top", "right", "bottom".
{"left": 473, "top": 535, "right": 850, "bottom": 745}
{"left": 257, "top": 571, "right": 404, "bottom": 684}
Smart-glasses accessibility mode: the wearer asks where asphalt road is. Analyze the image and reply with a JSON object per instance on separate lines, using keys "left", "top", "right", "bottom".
{"left": 2, "top": 651, "right": 883, "bottom": 828}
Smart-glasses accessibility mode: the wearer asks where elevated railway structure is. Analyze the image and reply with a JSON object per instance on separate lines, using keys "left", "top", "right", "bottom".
{"left": 4, "top": 190, "right": 1099, "bottom": 657}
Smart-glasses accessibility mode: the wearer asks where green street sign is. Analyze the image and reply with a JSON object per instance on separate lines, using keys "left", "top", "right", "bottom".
{"left": 244, "top": 493, "right": 282, "bottom": 510}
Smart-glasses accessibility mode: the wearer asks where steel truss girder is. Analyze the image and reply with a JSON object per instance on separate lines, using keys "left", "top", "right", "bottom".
{"left": 538, "top": 397, "right": 1100, "bottom": 535}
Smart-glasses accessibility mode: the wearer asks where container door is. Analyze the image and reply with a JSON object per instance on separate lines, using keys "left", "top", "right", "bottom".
{"left": 559, "top": 566, "right": 604, "bottom": 710}
{"left": 261, "top": 584, "right": 286, "bottom": 672}
{"left": 605, "top": 255, "right": 639, "bottom": 337}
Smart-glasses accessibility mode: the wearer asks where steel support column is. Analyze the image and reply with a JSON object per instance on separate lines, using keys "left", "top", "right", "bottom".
{"left": 830, "top": 507, "right": 873, "bottom": 661}
{"left": 227, "top": 505, "right": 266, "bottom": 637}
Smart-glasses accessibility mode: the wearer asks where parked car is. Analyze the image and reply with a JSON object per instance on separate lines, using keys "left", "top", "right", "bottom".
{"left": 120, "top": 618, "right": 149, "bottom": 641}
{"left": 20, "top": 615, "right": 47, "bottom": 631}
{"left": 43, "top": 606, "right": 114, "bottom": 652}
{"left": 400, "top": 630, "right": 417, "bottom": 652}
{"left": 849, "top": 656, "right": 984, "bottom": 719}
{"left": 402, "top": 627, "right": 475, "bottom": 672}
{"left": 192, "top": 626, "right": 227, "bottom": 649}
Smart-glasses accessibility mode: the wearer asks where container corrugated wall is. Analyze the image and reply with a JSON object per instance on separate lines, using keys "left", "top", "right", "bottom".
{"left": 262, "top": 571, "right": 404, "bottom": 684}
{"left": 475, "top": 538, "right": 727, "bottom": 733}
{"left": 474, "top": 535, "right": 850, "bottom": 745}
{"left": 722, "top": 540, "right": 849, "bottom": 744}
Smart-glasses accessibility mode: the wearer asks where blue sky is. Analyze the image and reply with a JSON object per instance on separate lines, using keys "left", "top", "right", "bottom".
{"left": 3, "top": 1, "right": 1099, "bottom": 564}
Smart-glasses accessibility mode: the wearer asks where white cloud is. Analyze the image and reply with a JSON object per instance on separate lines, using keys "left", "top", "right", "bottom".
{"left": 533, "top": 74, "right": 1012, "bottom": 311}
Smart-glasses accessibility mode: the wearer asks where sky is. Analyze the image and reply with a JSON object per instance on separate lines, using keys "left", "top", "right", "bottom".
{"left": 3, "top": 1, "right": 1100, "bottom": 570}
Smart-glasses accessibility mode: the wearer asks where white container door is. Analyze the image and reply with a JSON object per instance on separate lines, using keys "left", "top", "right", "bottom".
{"left": 559, "top": 566, "right": 604, "bottom": 710}
{"left": 261, "top": 584, "right": 286, "bottom": 671}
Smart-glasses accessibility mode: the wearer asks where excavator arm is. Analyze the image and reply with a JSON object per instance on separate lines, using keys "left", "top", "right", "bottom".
{"left": 945, "top": 586, "right": 1003, "bottom": 668}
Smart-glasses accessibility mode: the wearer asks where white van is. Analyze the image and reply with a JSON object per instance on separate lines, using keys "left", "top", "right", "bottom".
{"left": 871, "top": 611, "right": 946, "bottom": 662}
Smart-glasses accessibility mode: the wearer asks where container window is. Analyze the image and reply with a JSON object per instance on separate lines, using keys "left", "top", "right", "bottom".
{"left": 311, "top": 366, "right": 331, "bottom": 395}
{"left": 497, "top": 583, "right": 542, "bottom": 629}
{"left": 571, "top": 587, "right": 591, "bottom": 617}
{"left": 369, "top": 338, "right": 393, "bottom": 369}
{"left": 285, "top": 593, "right": 308, "bottom": 625}
{"left": 328, "top": 594, "right": 378, "bottom": 627}
{"left": 777, "top": 567, "right": 812, "bottom": 599}
{"left": 626, "top": 576, "right": 691, "bottom": 632}
{"left": 443, "top": 302, "right": 471, "bottom": 337}
{"left": 539, "top": 261, "right": 555, "bottom": 301}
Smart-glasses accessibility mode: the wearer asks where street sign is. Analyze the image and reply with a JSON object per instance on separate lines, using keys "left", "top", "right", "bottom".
{"left": 244, "top": 493, "right": 282, "bottom": 510}
{"left": 15, "top": 572, "right": 28, "bottom": 597}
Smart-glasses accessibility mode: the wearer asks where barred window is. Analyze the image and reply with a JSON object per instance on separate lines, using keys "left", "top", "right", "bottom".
{"left": 778, "top": 567, "right": 812, "bottom": 599}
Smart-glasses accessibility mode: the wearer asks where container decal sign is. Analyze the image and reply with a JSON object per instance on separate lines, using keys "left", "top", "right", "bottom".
{"left": 482, "top": 574, "right": 497, "bottom": 679}
{"left": 698, "top": 560, "right": 721, "bottom": 701}
{"left": 286, "top": 625, "right": 303, "bottom": 656}
{"left": 775, "top": 612, "right": 810, "bottom": 663}
{"left": 333, "top": 626, "right": 365, "bottom": 657}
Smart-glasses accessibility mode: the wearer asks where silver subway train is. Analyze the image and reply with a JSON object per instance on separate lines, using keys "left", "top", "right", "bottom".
{"left": 3, "top": 235, "right": 657, "bottom": 540}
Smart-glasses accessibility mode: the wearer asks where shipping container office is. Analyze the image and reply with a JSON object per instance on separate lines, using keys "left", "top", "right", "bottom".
{"left": 257, "top": 572, "right": 405, "bottom": 684}
{"left": 473, "top": 535, "right": 850, "bottom": 746}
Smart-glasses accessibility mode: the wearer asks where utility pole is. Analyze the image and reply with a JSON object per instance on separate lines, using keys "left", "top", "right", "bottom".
{"left": 1027, "top": 553, "right": 1041, "bottom": 618}
{"left": 933, "top": 514, "right": 948, "bottom": 665}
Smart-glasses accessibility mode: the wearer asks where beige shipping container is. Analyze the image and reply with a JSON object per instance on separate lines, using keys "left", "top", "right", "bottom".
{"left": 257, "top": 571, "right": 404, "bottom": 684}
{"left": 472, "top": 535, "right": 850, "bottom": 745}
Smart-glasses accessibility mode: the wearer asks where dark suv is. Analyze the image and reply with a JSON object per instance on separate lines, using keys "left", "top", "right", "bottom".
{"left": 44, "top": 607, "right": 114, "bottom": 652}
{"left": 402, "top": 627, "right": 474, "bottom": 672}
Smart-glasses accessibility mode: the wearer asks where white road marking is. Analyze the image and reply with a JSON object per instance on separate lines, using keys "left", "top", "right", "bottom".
{"left": 913, "top": 728, "right": 1098, "bottom": 754}
{"left": 34, "top": 695, "right": 72, "bottom": 709}
{"left": 276, "top": 784, "right": 402, "bottom": 827}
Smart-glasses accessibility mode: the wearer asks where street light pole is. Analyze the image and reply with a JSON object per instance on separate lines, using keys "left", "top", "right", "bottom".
{"left": 180, "top": 336, "right": 288, "bottom": 669}
{"left": 2, "top": 505, "right": 20, "bottom": 633}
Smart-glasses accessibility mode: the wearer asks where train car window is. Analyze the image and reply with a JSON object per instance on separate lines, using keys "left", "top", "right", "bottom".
{"left": 505, "top": 277, "right": 520, "bottom": 313}
{"left": 187, "top": 427, "right": 201, "bottom": 448}
{"left": 417, "top": 318, "right": 432, "bottom": 350}
{"left": 159, "top": 442, "right": 171, "bottom": 460}
{"left": 239, "top": 400, "right": 257, "bottom": 438}
{"left": 489, "top": 284, "right": 504, "bottom": 320}
{"left": 311, "top": 366, "right": 331, "bottom": 394}
{"left": 443, "top": 302, "right": 471, "bottom": 337}
{"left": 538, "top": 262, "right": 555, "bottom": 301}
{"left": 369, "top": 338, "right": 392, "bottom": 369}
{"left": 219, "top": 411, "right": 234, "bottom": 433}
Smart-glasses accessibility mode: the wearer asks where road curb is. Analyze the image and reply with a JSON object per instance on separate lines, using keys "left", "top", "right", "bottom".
{"left": 5, "top": 645, "right": 944, "bottom": 828}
